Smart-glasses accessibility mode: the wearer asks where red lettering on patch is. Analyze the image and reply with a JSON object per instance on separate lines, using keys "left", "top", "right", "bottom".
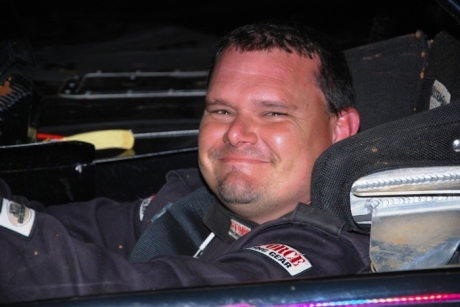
{"left": 264, "top": 244, "right": 306, "bottom": 266}
{"left": 246, "top": 243, "right": 312, "bottom": 276}
{"left": 228, "top": 219, "right": 251, "bottom": 239}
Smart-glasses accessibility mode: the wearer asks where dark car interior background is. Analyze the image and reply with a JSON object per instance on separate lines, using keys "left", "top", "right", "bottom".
{"left": 1, "top": 0, "right": 460, "bottom": 306}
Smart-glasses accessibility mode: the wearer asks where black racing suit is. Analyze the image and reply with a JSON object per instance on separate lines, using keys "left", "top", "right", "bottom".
{"left": 0, "top": 169, "right": 370, "bottom": 303}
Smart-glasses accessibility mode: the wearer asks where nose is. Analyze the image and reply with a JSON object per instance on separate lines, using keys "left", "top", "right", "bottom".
{"left": 224, "top": 115, "right": 258, "bottom": 146}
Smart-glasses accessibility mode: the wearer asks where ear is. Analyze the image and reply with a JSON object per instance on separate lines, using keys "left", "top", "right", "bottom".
{"left": 332, "top": 107, "right": 360, "bottom": 143}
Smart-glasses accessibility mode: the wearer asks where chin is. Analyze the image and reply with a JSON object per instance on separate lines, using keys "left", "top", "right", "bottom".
{"left": 217, "top": 171, "right": 262, "bottom": 205}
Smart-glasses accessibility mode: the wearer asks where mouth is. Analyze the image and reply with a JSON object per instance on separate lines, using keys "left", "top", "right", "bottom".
{"left": 208, "top": 146, "right": 275, "bottom": 166}
{"left": 219, "top": 156, "right": 270, "bottom": 164}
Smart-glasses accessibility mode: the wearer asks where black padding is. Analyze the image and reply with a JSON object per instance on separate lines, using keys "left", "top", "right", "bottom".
{"left": 311, "top": 101, "right": 460, "bottom": 234}
{"left": 345, "top": 32, "right": 429, "bottom": 131}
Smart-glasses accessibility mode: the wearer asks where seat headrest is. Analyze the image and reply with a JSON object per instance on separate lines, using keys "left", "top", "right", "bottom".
{"left": 345, "top": 31, "right": 429, "bottom": 131}
{"left": 311, "top": 101, "right": 460, "bottom": 234}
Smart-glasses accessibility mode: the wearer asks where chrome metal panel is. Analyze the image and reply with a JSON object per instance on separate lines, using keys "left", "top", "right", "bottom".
{"left": 370, "top": 210, "right": 460, "bottom": 271}
{"left": 350, "top": 166, "right": 460, "bottom": 272}
{"left": 352, "top": 166, "right": 460, "bottom": 197}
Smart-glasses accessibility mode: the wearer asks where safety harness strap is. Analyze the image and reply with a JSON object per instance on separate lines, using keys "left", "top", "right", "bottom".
{"left": 129, "top": 187, "right": 212, "bottom": 263}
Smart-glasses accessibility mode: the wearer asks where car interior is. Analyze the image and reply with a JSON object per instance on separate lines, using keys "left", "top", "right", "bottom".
{"left": 0, "top": 0, "right": 459, "bottom": 306}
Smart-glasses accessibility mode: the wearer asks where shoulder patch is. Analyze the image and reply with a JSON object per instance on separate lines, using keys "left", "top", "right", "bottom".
{"left": 246, "top": 243, "right": 312, "bottom": 276}
{"left": 139, "top": 195, "right": 155, "bottom": 221}
{"left": 0, "top": 198, "right": 36, "bottom": 238}
{"left": 430, "top": 80, "right": 451, "bottom": 109}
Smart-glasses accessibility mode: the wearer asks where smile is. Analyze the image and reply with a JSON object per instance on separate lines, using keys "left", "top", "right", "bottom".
{"left": 219, "top": 156, "right": 270, "bottom": 164}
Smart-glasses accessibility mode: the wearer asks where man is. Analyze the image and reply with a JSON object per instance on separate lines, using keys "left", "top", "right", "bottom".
{"left": 200, "top": 23, "right": 360, "bottom": 224}
{"left": 0, "top": 21, "right": 366, "bottom": 303}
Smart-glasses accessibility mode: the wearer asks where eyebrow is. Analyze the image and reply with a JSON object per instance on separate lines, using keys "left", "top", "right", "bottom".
{"left": 205, "top": 99, "right": 230, "bottom": 106}
{"left": 205, "top": 98, "right": 298, "bottom": 110}
{"left": 253, "top": 99, "right": 298, "bottom": 110}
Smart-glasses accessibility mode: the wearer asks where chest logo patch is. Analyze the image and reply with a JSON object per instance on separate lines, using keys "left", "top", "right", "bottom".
{"left": 228, "top": 219, "right": 251, "bottom": 239}
{"left": 0, "top": 198, "right": 36, "bottom": 237}
{"left": 246, "top": 243, "right": 312, "bottom": 276}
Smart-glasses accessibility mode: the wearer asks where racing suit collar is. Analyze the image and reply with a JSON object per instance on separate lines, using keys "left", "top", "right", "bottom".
{"left": 203, "top": 197, "right": 299, "bottom": 243}
{"left": 203, "top": 197, "right": 259, "bottom": 243}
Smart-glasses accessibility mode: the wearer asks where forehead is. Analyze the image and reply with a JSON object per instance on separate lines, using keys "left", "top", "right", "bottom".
{"left": 208, "top": 48, "right": 323, "bottom": 101}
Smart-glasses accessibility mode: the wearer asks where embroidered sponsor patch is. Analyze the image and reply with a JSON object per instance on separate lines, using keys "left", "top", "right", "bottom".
{"left": 430, "top": 80, "right": 451, "bottom": 109}
{"left": 246, "top": 243, "right": 312, "bottom": 276}
{"left": 228, "top": 219, "right": 251, "bottom": 239}
{"left": 0, "top": 198, "right": 36, "bottom": 237}
{"left": 139, "top": 195, "right": 155, "bottom": 221}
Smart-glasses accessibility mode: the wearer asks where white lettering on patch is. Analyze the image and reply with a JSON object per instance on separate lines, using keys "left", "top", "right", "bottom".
{"left": 246, "top": 243, "right": 312, "bottom": 276}
{"left": 0, "top": 198, "right": 36, "bottom": 237}
{"left": 430, "top": 80, "right": 451, "bottom": 109}
{"left": 228, "top": 219, "right": 251, "bottom": 239}
{"left": 139, "top": 195, "right": 155, "bottom": 221}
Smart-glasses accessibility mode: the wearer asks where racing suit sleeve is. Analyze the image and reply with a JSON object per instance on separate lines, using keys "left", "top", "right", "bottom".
{"left": 0, "top": 171, "right": 195, "bottom": 258}
{"left": 0, "top": 189, "right": 369, "bottom": 303}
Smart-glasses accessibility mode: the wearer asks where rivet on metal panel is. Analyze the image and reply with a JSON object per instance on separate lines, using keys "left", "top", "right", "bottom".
{"left": 453, "top": 139, "right": 460, "bottom": 152}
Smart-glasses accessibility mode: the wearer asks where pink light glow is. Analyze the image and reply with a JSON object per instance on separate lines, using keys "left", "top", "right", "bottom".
{"left": 223, "top": 293, "right": 460, "bottom": 307}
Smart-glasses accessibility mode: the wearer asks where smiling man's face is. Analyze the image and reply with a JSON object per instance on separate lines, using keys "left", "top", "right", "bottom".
{"left": 198, "top": 48, "right": 344, "bottom": 223}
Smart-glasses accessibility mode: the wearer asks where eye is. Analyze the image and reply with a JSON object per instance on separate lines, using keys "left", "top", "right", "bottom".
{"left": 265, "top": 112, "right": 287, "bottom": 117}
{"left": 215, "top": 110, "right": 231, "bottom": 115}
{"left": 206, "top": 107, "right": 234, "bottom": 118}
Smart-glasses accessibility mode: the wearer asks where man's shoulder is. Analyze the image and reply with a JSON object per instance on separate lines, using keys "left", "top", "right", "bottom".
{"left": 289, "top": 203, "right": 345, "bottom": 236}
{"left": 207, "top": 207, "right": 370, "bottom": 278}
{"left": 230, "top": 204, "right": 371, "bottom": 270}
{"left": 289, "top": 204, "right": 370, "bottom": 266}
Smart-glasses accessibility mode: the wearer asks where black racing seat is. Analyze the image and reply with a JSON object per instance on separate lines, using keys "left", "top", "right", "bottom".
{"left": 344, "top": 30, "right": 430, "bottom": 131}
{"left": 311, "top": 30, "right": 460, "bottom": 272}
{"left": 312, "top": 101, "right": 460, "bottom": 271}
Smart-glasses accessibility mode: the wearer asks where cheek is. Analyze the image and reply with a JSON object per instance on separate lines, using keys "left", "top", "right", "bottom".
{"left": 270, "top": 134, "right": 289, "bottom": 152}
{"left": 198, "top": 119, "right": 228, "bottom": 191}
{"left": 262, "top": 125, "right": 304, "bottom": 160}
{"left": 260, "top": 124, "right": 309, "bottom": 155}
{"left": 198, "top": 122, "right": 214, "bottom": 183}
{"left": 198, "top": 120, "right": 225, "bottom": 160}
{"left": 263, "top": 122, "right": 331, "bottom": 168}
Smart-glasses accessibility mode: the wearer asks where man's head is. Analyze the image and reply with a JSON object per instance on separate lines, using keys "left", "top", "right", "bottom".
{"left": 207, "top": 21, "right": 355, "bottom": 115}
{"left": 199, "top": 21, "right": 360, "bottom": 224}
